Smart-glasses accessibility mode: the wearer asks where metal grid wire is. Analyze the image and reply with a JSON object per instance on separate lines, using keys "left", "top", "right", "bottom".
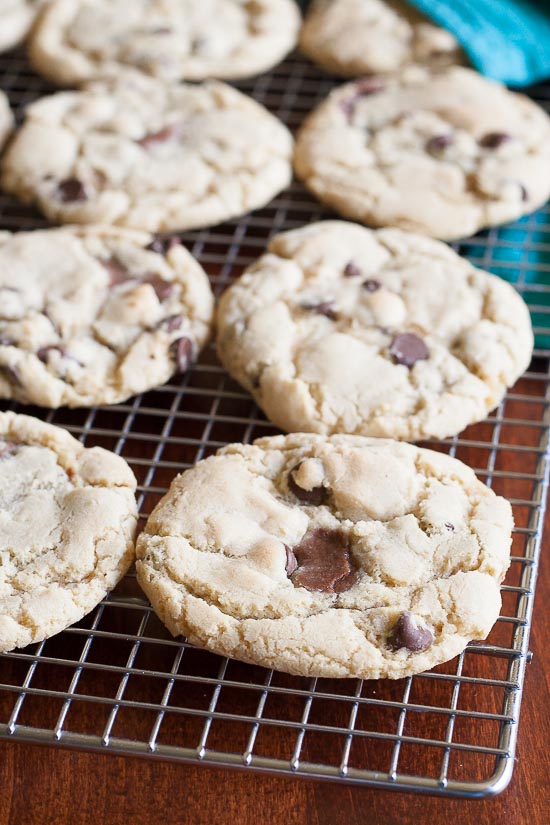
{"left": 0, "top": 43, "right": 549, "bottom": 799}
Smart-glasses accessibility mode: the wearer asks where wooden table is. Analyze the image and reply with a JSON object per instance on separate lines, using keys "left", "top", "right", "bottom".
{"left": 0, "top": 484, "right": 548, "bottom": 825}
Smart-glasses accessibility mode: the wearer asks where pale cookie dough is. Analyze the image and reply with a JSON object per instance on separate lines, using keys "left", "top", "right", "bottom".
{"left": 300, "top": 0, "right": 461, "bottom": 77}
{"left": 216, "top": 221, "right": 533, "bottom": 441}
{"left": 0, "top": 411, "right": 138, "bottom": 653}
{"left": 0, "top": 0, "right": 45, "bottom": 54}
{"left": 0, "top": 226, "right": 214, "bottom": 407}
{"left": 0, "top": 90, "right": 13, "bottom": 151}
{"left": 0, "top": 72, "right": 294, "bottom": 232}
{"left": 28, "top": 0, "right": 301, "bottom": 86}
{"left": 294, "top": 66, "right": 550, "bottom": 240}
{"left": 136, "top": 433, "right": 513, "bottom": 679}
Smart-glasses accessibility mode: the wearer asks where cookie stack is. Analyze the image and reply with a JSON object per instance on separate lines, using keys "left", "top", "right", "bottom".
{"left": 0, "top": 0, "right": 547, "bottom": 681}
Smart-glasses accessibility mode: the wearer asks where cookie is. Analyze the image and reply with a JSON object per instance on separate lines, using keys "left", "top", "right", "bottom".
{"left": 28, "top": 0, "right": 301, "bottom": 86}
{"left": 294, "top": 66, "right": 550, "bottom": 240}
{"left": 216, "top": 221, "right": 533, "bottom": 441}
{"left": 300, "top": 0, "right": 461, "bottom": 77}
{"left": 1, "top": 72, "right": 294, "bottom": 232}
{"left": 0, "top": 89, "right": 13, "bottom": 151}
{"left": 0, "top": 411, "right": 138, "bottom": 653}
{"left": 0, "top": 0, "right": 45, "bottom": 54}
{"left": 136, "top": 433, "right": 512, "bottom": 679}
{"left": 0, "top": 226, "right": 214, "bottom": 407}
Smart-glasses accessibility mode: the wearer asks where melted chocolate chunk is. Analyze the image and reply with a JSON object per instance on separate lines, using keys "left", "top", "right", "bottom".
{"left": 138, "top": 123, "right": 185, "bottom": 148}
{"left": 143, "top": 274, "right": 176, "bottom": 301}
{"left": 344, "top": 261, "right": 362, "bottom": 278}
{"left": 170, "top": 336, "right": 194, "bottom": 372}
{"left": 479, "top": 132, "right": 512, "bottom": 149}
{"left": 426, "top": 134, "right": 454, "bottom": 154}
{"left": 445, "top": 522, "right": 455, "bottom": 531}
{"left": 159, "top": 314, "right": 183, "bottom": 332}
{"left": 390, "top": 333, "right": 429, "bottom": 368}
{"left": 0, "top": 440, "right": 17, "bottom": 459}
{"left": 102, "top": 257, "right": 131, "bottom": 287}
{"left": 146, "top": 235, "right": 182, "bottom": 255}
{"left": 390, "top": 612, "right": 433, "bottom": 652}
{"left": 288, "top": 462, "right": 325, "bottom": 506}
{"left": 284, "top": 545, "right": 298, "bottom": 576}
{"left": 362, "top": 279, "right": 381, "bottom": 292}
{"left": 0, "top": 364, "right": 22, "bottom": 386}
{"left": 37, "top": 345, "right": 83, "bottom": 367}
{"left": 340, "top": 78, "right": 385, "bottom": 119}
{"left": 289, "top": 528, "right": 358, "bottom": 594}
{"left": 302, "top": 300, "right": 338, "bottom": 320}
{"left": 57, "top": 178, "right": 88, "bottom": 203}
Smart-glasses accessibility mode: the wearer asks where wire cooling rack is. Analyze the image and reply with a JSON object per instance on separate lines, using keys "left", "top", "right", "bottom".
{"left": 1, "top": 42, "right": 550, "bottom": 800}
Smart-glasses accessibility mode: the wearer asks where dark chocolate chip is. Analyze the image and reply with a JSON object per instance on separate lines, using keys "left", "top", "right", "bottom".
{"left": 284, "top": 545, "right": 298, "bottom": 577}
{"left": 390, "top": 611, "right": 433, "bottom": 652}
{"left": 426, "top": 134, "right": 454, "bottom": 154}
{"left": 344, "top": 261, "right": 362, "bottom": 278}
{"left": 37, "top": 345, "right": 83, "bottom": 367}
{"left": 138, "top": 123, "right": 185, "bottom": 148}
{"left": 289, "top": 528, "right": 358, "bottom": 594}
{"left": 390, "top": 333, "right": 429, "bottom": 368}
{"left": 362, "top": 279, "right": 381, "bottom": 292}
{"left": 143, "top": 274, "right": 176, "bottom": 301}
{"left": 0, "top": 335, "right": 14, "bottom": 346}
{"left": 445, "top": 522, "right": 455, "bottom": 531}
{"left": 288, "top": 461, "right": 325, "bottom": 506}
{"left": 302, "top": 300, "right": 338, "bottom": 320}
{"left": 159, "top": 314, "right": 183, "bottom": 332}
{"left": 57, "top": 177, "right": 88, "bottom": 203}
{"left": 0, "top": 441, "right": 17, "bottom": 459}
{"left": 151, "top": 26, "right": 172, "bottom": 35}
{"left": 170, "top": 336, "right": 194, "bottom": 373}
{"left": 355, "top": 77, "right": 386, "bottom": 96}
{"left": 479, "top": 132, "right": 512, "bottom": 149}
{"left": 1, "top": 364, "right": 22, "bottom": 386}
{"left": 518, "top": 183, "right": 529, "bottom": 202}
{"left": 146, "top": 235, "right": 182, "bottom": 255}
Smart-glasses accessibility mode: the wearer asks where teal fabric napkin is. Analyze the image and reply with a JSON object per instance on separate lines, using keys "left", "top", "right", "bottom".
{"left": 408, "top": 0, "right": 550, "bottom": 87}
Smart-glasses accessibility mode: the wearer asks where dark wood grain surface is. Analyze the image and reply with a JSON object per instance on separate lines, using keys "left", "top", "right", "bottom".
{"left": 0, "top": 395, "right": 549, "bottom": 825}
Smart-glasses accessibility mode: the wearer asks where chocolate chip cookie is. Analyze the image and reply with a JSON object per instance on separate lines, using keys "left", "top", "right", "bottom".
{"left": 300, "top": 0, "right": 461, "bottom": 77}
{"left": 0, "top": 411, "right": 138, "bottom": 653}
{"left": 216, "top": 221, "right": 533, "bottom": 441}
{"left": 0, "top": 72, "right": 293, "bottom": 232}
{"left": 294, "top": 66, "right": 550, "bottom": 240}
{"left": 0, "top": 226, "right": 214, "bottom": 407}
{"left": 136, "top": 433, "right": 512, "bottom": 679}
{"left": 28, "top": 0, "right": 301, "bottom": 86}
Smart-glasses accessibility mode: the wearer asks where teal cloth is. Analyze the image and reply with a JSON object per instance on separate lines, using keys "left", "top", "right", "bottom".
{"left": 408, "top": 0, "right": 550, "bottom": 87}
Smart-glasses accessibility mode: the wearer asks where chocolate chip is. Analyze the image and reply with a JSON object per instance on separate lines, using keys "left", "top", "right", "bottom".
{"left": 170, "top": 336, "right": 194, "bottom": 373}
{"left": 426, "top": 134, "right": 454, "bottom": 154}
{"left": 390, "top": 612, "right": 433, "bottom": 652}
{"left": 1, "top": 364, "right": 22, "bottom": 386}
{"left": 344, "top": 261, "right": 362, "bottom": 278}
{"left": 102, "top": 257, "right": 131, "bottom": 287}
{"left": 159, "top": 314, "right": 183, "bottom": 332}
{"left": 355, "top": 78, "right": 386, "bottom": 96}
{"left": 362, "top": 279, "right": 381, "bottom": 292}
{"left": 151, "top": 27, "right": 172, "bottom": 35}
{"left": 138, "top": 123, "right": 185, "bottom": 148}
{"left": 284, "top": 545, "right": 298, "bottom": 576}
{"left": 518, "top": 183, "right": 529, "bottom": 202}
{"left": 390, "top": 333, "right": 429, "bottom": 368}
{"left": 146, "top": 235, "right": 182, "bottom": 255}
{"left": 37, "top": 345, "right": 83, "bottom": 367}
{"left": 0, "top": 335, "right": 14, "bottom": 346}
{"left": 0, "top": 441, "right": 17, "bottom": 459}
{"left": 288, "top": 462, "right": 325, "bottom": 506}
{"left": 289, "top": 528, "right": 358, "bottom": 594}
{"left": 143, "top": 274, "right": 176, "bottom": 301}
{"left": 445, "top": 522, "right": 455, "bottom": 531}
{"left": 479, "top": 132, "right": 512, "bottom": 149}
{"left": 57, "top": 178, "right": 88, "bottom": 203}
{"left": 302, "top": 301, "right": 338, "bottom": 320}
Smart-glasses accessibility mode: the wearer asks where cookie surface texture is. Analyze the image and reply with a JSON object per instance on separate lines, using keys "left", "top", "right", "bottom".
{"left": 28, "top": 0, "right": 301, "bottom": 85}
{"left": 300, "top": 0, "right": 461, "bottom": 77}
{"left": 0, "top": 226, "right": 214, "bottom": 407}
{"left": 294, "top": 66, "right": 550, "bottom": 240}
{"left": 216, "top": 221, "right": 533, "bottom": 441}
{"left": 136, "top": 433, "right": 513, "bottom": 679}
{"left": 0, "top": 411, "right": 138, "bottom": 653}
{"left": 0, "top": 0, "right": 45, "bottom": 53}
{"left": 0, "top": 73, "right": 293, "bottom": 232}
